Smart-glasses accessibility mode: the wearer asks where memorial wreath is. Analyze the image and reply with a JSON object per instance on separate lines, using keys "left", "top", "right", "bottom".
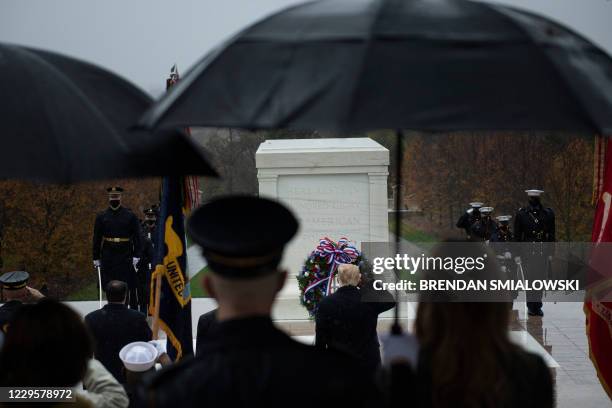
{"left": 297, "top": 237, "right": 362, "bottom": 318}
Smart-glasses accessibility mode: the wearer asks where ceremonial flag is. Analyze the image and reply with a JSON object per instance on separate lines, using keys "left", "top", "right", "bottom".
{"left": 587, "top": 135, "right": 612, "bottom": 398}
{"left": 150, "top": 66, "right": 196, "bottom": 361}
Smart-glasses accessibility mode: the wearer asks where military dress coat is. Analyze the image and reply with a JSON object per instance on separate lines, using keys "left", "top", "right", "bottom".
{"left": 137, "top": 316, "right": 379, "bottom": 408}
{"left": 92, "top": 207, "right": 142, "bottom": 288}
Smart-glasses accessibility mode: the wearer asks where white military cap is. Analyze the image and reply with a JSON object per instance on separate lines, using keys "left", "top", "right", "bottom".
{"left": 469, "top": 202, "right": 484, "bottom": 208}
{"left": 480, "top": 206, "right": 494, "bottom": 214}
{"left": 525, "top": 189, "right": 544, "bottom": 196}
{"left": 119, "top": 342, "right": 158, "bottom": 372}
{"left": 496, "top": 215, "right": 512, "bottom": 222}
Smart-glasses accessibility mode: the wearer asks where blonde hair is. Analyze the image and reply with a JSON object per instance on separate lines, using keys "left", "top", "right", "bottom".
{"left": 337, "top": 264, "right": 361, "bottom": 286}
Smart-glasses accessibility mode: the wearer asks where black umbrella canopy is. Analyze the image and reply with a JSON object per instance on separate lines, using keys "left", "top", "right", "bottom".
{"left": 140, "top": 0, "right": 612, "bottom": 134}
{"left": 124, "top": 129, "right": 217, "bottom": 178}
{"left": 0, "top": 43, "right": 216, "bottom": 182}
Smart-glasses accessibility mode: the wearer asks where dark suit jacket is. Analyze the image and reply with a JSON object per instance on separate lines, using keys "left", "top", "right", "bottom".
{"left": 84, "top": 303, "right": 152, "bottom": 383}
{"left": 315, "top": 284, "right": 395, "bottom": 371}
{"left": 138, "top": 316, "right": 378, "bottom": 408}
{"left": 195, "top": 309, "right": 218, "bottom": 357}
{"left": 0, "top": 301, "right": 22, "bottom": 333}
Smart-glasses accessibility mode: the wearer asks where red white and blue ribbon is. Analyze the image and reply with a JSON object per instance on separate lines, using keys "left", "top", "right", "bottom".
{"left": 303, "top": 237, "right": 360, "bottom": 300}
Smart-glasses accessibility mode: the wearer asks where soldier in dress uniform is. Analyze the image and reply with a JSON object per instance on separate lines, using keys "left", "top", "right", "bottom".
{"left": 136, "top": 207, "right": 157, "bottom": 314}
{"left": 92, "top": 187, "right": 142, "bottom": 310}
{"left": 137, "top": 195, "right": 378, "bottom": 407}
{"left": 456, "top": 202, "right": 483, "bottom": 239}
{"left": 491, "top": 215, "right": 518, "bottom": 301}
{"left": 470, "top": 206, "right": 498, "bottom": 241}
{"left": 514, "top": 189, "right": 555, "bottom": 317}
{"left": 0, "top": 271, "right": 44, "bottom": 333}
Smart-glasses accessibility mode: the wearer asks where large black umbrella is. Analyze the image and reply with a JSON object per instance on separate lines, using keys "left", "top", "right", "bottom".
{"left": 138, "top": 0, "right": 612, "bottom": 330}
{"left": 140, "top": 0, "right": 612, "bottom": 134}
{"left": 0, "top": 43, "right": 216, "bottom": 182}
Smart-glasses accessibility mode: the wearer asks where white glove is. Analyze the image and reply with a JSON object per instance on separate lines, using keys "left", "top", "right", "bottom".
{"left": 514, "top": 256, "right": 522, "bottom": 265}
{"left": 381, "top": 332, "right": 419, "bottom": 367}
{"left": 504, "top": 252, "right": 512, "bottom": 259}
{"left": 148, "top": 340, "right": 166, "bottom": 358}
{"left": 500, "top": 265, "right": 507, "bottom": 273}
{"left": 132, "top": 257, "right": 140, "bottom": 267}
{"left": 93, "top": 260, "right": 100, "bottom": 268}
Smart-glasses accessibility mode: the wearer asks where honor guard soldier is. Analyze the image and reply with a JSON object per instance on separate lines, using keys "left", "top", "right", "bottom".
{"left": 514, "top": 190, "right": 555, "bottom": 317}
{"left": 491, "top": 216, "right": 518, "bottom": 301}
{"left": 470, "top": 206, "right": 497, "bottom": 241}
{"left": 456, "top": 202, "right": 484, "bottom": 239}
{"left": 138, "top": 196, "right": 377, "bottom": 407}
{"left": 93, "top": 187, "right": 142, "bottom": 310}
{"left": 136, "top": 207, "right": 157, "bottom": 314}
{"left": 0, "top": 271, "right": 44, "bottom": 333}
{"left": 491, "top": 215, "right": 514, "bottom": 243}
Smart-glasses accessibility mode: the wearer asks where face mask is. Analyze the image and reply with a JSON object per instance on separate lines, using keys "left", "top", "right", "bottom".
{"left": 109, "top": 199, "right": 121, "bottom": 210}
{"left": 529, "top": 197, "right": 541, "bottom": 207}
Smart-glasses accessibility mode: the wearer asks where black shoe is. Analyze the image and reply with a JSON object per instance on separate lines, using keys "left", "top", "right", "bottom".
{"left": 528, "top": 308, "right": 544, "bottom": 317}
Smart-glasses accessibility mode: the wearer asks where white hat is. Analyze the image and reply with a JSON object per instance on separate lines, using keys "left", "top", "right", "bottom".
{"left": 119, "top": 342, "right": 158, "bottom": 372}
{"left": 469, "top": 202, "right": 484, "bottom": 208}
{"left": 480, "top": 206, "right": 494, "bottom": 214}
{"left": 496, "top": 215, "right": 512, "bottom": 222}
{"left": 525, "top": 189, "right": 544, "bottom": 197}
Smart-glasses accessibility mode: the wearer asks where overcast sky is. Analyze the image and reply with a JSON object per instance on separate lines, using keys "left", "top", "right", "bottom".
{"left": 1, "top": 0, "right": 610, "bottom": 96}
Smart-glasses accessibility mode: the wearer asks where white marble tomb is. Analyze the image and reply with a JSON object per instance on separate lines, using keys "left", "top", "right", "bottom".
{"left": 256, "top": 138, "right": 389, "bottom": 293}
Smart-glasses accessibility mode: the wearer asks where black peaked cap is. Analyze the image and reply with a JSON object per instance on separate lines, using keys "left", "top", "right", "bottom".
{"left": 187, "top": 195, "right": 298, "bottom": 277}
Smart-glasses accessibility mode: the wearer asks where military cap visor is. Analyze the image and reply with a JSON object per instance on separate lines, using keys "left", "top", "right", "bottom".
{"left": 106, "top": 186, "right": 124, "bottom": 193}
{"left": 187, "top": 195, "right": 298, "bottom": 277}
{"left": 0, "top": 271, "right": 29, "bottom": 290}
{"left": 525, "top": 189, "right": 544, "bottom": 196}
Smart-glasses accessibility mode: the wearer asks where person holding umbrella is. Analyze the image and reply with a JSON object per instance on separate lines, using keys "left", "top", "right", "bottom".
{"left": 93, "top": 187, "right": 142, "bottom": 309}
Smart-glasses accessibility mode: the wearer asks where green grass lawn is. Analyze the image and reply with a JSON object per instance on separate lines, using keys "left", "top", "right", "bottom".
{"left": 189, "top": 266, "right": 210, "bottom": 297}
{"left": 388, "top": 219, "right": 439, "bottom": 243}
{"left": 65, "top": 265, "right": 211, "bottom": 301}
{"left": 65, "top": 281, "right": 99, "bottom": 301}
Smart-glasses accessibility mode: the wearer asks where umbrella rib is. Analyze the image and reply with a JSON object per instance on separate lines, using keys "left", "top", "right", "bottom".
{"left": 138, "top": 0, "right": 315, "bottom": 130}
